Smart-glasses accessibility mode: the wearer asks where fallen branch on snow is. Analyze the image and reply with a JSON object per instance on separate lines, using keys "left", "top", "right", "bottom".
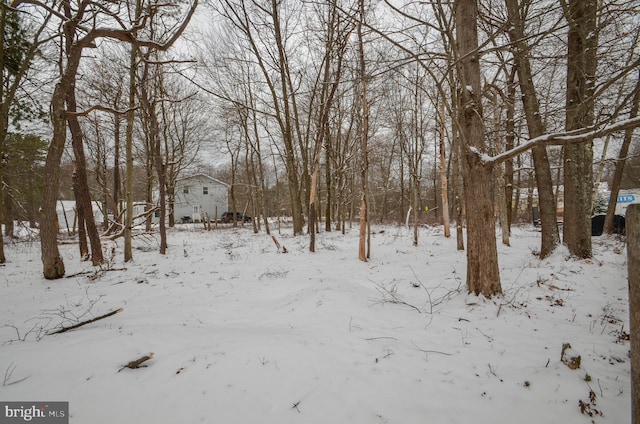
{"left": 48, "top": 308, "right": 123, "bottom": 335}
{"left": 118, "top": 352, "right": 154, "bottom": 372}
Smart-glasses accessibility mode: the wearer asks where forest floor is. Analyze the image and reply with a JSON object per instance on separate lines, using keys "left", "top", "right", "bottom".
{"left": 0, "top": 223, "right": 631, "bottom": 424}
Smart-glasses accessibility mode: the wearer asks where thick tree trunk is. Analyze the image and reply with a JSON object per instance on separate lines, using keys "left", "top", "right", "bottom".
{"left": 455, "top": 0, "right": 501, "bottom": 296}
{"left": 563, "top": 0, "right": 597, "bottom": 258}
{"left": 626, "top": 204, "right": 640, "bottom": 424}
{"left": 41, "top": 83, "right": 68, "bottom": 279}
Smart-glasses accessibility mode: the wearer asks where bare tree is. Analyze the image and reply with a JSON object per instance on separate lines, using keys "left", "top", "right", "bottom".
{"left": 26, "top": 0, "right": 197, "bottom": 278}
{"left": 357, "top": 0, "right": 370, "bottom": 261}
{"left": 504, "top": 0, "right": 561, "bottom": 258}
{"left": 309, "top": 0, "right": 351, "bottom": 252}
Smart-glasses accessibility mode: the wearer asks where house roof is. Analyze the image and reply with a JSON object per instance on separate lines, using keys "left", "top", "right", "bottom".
{"left": 177, "top": 173, "right": 230, "bottom": 188}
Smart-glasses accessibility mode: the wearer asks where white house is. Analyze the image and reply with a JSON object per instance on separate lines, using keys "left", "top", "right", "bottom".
{"left": 172, "top": 174, "right": 229, "bottom": 222}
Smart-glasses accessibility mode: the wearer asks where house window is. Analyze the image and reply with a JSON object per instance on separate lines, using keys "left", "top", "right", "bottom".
{"left": 183, "top": 186, "right": 189, "bottom": 194}
{"left": 203, "top": 186, "right": 209, "bottom": 195}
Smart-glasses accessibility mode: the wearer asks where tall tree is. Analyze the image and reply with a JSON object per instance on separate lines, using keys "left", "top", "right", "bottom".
{"left": 28, "top": 0, "right": 197, "bottom": 278}
{"left": 504, "top": 0, "right": 560, "bottom": 258}
{"left": 604, "top": 73, "right": 640, "bottom": 234}
{"left": 62, "top": 2, "right": 104, "bottom": 266}
{"left": 309, "top": 0, "right": 350, "bottom": 252}
{"left": 562, "top": 0, "right": 597, "bottom": 258}
{"left": 455, "top": 0, "right": 502, "bottom": 296}
{"left": 357, "top": 0, "right": 369, "bottom": 261}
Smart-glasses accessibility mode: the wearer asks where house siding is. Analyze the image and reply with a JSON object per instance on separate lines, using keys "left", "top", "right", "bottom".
{"left": 173, "top": 175, "right": 229, "bottom": 222}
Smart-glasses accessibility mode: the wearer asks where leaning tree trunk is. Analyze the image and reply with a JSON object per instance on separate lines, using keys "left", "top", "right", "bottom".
{"left": 604, "top": 74, "right": 640, "bottom": 234}
{"left": 455, "top": 0, "right": 501, "bottom": 297}
{"left": 67, "top": 94, "right": 104, "bottom": 265}
{"left": 563, "top": 0, "right": 597, "bottom": 258}
{"left": 505, "top": 0, "right": 560, "bottom": 258}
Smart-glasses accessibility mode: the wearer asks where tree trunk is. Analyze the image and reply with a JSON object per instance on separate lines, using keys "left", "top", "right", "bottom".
{"left": 563, "top": 0, "right": 597, "bottom": 258}
{"left": 72, "top": 167, "right": 89, "bottom": 259}
{"left": 124, "top": 0, "right": 142, "bottom": 263}
{"left": 504, "top": 67, "right": 516, "bottom": 228}
{"left": 357, "top": 0, "right": 369, "bottom": 262}
{"left": 505, "top": 0, "right": 560, "bottom": 258}
{"left": 455, "top": 0, "right": 501, "bottom": 296}
{"left": 67, "top": 93, "right": 103, "bottom": 265}
{"left": 439, "top": 99, "right": 451, "bottom": 238}
{"left": 3, "top": 185, "right": 13, "bottom": 238}
{"left": 626, "top": 204, "right": 640, "bottom": 424}
{"left": 268, "top": 0, "right": 305, "bottom": 236}
{"left": 604, "top": 74, "right": 640, "bottom": 233}
{"left": 41, "top": 82, "right": 68, "bottom": 279}
{"left": 139, "top": 63, "right": 167, "bottom": 254}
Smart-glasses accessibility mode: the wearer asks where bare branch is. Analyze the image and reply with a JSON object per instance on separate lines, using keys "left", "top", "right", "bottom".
{"left": 487, "top": 116, "right": 640, "bottom": 167}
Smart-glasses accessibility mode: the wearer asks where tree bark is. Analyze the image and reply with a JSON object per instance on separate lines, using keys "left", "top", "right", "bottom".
{"left": 357, "top": 0, "right": 369, "bottom": 262}
{"left": 67, "top": 92, "right": 104, "bottom": 265}
{"left": 309, "top": 0, "right": 344, "bottom": 252}
{"left": 267, "top": 0, "right": 305, "bottom": 235}
{"left": 439, "top": 99, "right": 451, "bottom": 238}
{"left": 626, "top": 204, "right": 640, "bottom": 424}
{"left": 604, "top": 73, "right": 640, "bottom": 234}
{"left": 139, "top": 60, "right": 167, "bottom": 254}
{"left": 455, "top": 0, "right": 501, "bottom": 296}
{"left": 504, "top": 0, "right": 560, "bottom": 258}
{"left": 41, "top": 82, "right": 69, "bottom": 279}
{"left": 563, "top": 0, "right": 597, "bottom": 258}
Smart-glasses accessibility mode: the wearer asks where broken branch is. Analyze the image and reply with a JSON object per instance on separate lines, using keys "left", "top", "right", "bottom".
{"left": 48, "top": 308, "right": 123, "bottom": 335}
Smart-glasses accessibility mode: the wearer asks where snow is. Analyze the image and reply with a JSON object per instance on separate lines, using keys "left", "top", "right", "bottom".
{"left": 0, "top": 224, "right": 631, "bottom": 424}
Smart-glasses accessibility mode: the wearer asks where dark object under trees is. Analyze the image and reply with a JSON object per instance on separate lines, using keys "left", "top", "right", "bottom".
{"left": 626, "top": 204, "right": 640, "bottom": 424}
{"left": 591, "top": 214, "right": 625, "bottom": 236}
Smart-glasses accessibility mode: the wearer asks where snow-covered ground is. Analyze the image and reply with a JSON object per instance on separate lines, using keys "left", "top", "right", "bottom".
{"left": 0, "top": 224, "right": 631, "bottom": 423}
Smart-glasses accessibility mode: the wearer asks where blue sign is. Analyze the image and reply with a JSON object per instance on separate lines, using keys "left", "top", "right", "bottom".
{"left": 618, "top": 194, "right": 636, "bottom": 203}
